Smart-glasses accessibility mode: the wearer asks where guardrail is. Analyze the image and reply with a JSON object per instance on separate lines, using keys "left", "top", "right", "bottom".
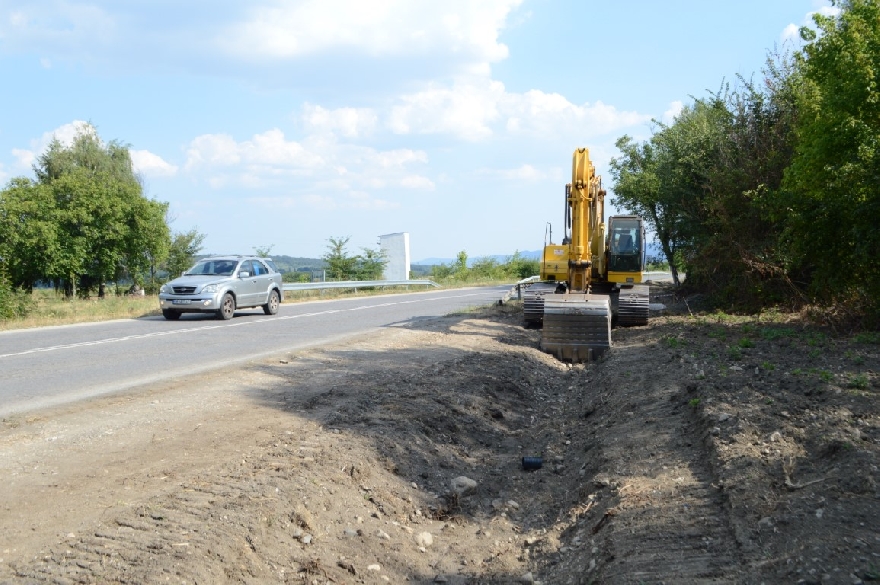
{"left": 503, "top": 275, "right": 541, "bottom": 302}
{"left": 283, "top": 279, "right": 440, "bottom": 292}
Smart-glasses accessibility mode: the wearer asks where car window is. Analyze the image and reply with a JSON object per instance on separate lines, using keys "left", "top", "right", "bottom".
{"left": 262, "top": 259, "right": 279, "bottom": 273}
{"left": 238, "top": 260, "right": 253, "bottom": 276}
{"left": 253, "top": 260, "right": 268, "bottom": 276}
{"left": 216, "top": 261, "right": 236, "bottom": 276}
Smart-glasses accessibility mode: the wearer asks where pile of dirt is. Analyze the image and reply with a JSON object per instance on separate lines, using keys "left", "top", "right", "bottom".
{"left": 0, "top": 290, "right": 877, "bottom": 584}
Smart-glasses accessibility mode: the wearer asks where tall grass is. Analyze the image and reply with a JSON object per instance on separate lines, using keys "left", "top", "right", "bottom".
{"left": 0, "top": 289, "right": 160, "bottom": 331}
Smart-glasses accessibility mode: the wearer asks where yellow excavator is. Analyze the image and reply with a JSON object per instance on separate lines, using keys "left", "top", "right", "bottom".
{"left": 523, "top": 147, "right": 649, "bottom": 362}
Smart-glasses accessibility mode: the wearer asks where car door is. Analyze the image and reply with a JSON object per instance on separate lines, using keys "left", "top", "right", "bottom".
{"left": 235, "top": 260, "right": 259, "bottom": 307}
{"left": 252, "top": 259, "right": 274, "bottom": 304}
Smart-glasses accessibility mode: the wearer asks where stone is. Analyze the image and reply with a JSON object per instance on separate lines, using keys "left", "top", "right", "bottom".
{"left": 415, "top": 531, "right": 434, "bottom": 547}
{"left": 451, "top": 476, "right": 477, "bottom": 496}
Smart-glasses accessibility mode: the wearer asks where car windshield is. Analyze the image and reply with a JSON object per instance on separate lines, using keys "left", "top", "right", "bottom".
{"left": 187, "top": 260, "right": 238, "bottom": 276}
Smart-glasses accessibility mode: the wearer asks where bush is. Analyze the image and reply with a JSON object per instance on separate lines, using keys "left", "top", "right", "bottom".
{"left": 0, "top": 278, "right": 34, "bottom": 320}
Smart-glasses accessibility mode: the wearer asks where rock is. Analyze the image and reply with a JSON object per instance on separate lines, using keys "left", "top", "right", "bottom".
{"left": 758, "top": 516, "right": 773, "bottom": 528}
{"left": 710, "top": 427, "right": 721, "bottom": 436}
{"left": 337, "top": 561, "right": 357, "bottom": 575}
{"left": 415, "top": 531, "right": 434, "bottom": 547}
{"left": 367, "top": 564, "right": 381, "bottom": 572}
{"left": 717, "top": 412, "right": 733, "bottom": 422}
{"left": 507, "top": 500, "right": 520, "bottom": 509}
{"left": 451, "top": 476, "right": 477, "bottom": 496}
{"left": 343, "top": 528, "right": 358, "bottom": 537}
{"left": 301, "top": 534, "right": 312, "bottom": 544}
{"left": 519, "top": 572, "right": 535, "bottom": 583}
{"left": 770, "top": 431, "right": 782, "bottom": 442}
{"left": 376, "top": 530, "right": 391, "bottom": 540}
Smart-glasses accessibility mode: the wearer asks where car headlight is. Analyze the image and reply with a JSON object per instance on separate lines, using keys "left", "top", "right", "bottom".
{"left": 160, "top": 284, "right": 171, "bottom": 294}
{"left": 202, "top": 284, "right": 220, "bottom": 293}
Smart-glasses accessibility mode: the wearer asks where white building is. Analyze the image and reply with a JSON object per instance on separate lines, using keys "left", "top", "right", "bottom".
{"left": 379, "top": 232, "right": 410, "bottom": 281}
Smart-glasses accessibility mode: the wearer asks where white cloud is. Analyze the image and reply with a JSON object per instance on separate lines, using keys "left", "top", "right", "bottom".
{"left": 781, "top": 4, "right": 842, "bottom": 44}
{"left": 302, "top": 104, "right": 378, "bottom": 138}
{"left": 388, "top": 78, "right": 649, "bottom": 142}
{"left": 224, "top": 0, "right": 522, "bottom": 65}
{"left": 389, "top": 79, "right": 504, "bottom": 141}
{"left": 8, "top": 120, "right": 93, "bottom": 171}
{"left": 400, "top": 175, "right": 435, "bottom": 190}
{"left": 0, "top": 4, "right": 117, "bottom": 52}
{"left": 661, "top": 101, "right": 684, "bottom": 125}
{"left": 130, "top": 149, "right": 178, "bottom": 178}
{"left": 250, "top": 190, "right": 398, "bottom": 211}
{"left": 182, "top": 128, "right": 431, "bottom": 204}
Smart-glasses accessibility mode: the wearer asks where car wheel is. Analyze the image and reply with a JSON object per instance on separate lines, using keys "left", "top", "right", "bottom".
{"left": 162, "top": 309, "right": 181, "bottom": 320}
{"left": 263, "top": 290, "right": 280, "bottom": 315}
{"left": 217, "top": 293, "right": 235, "bottom": 320}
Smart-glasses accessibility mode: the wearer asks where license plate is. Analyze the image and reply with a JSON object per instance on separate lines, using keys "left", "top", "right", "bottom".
{"left": 172, "top": 299, "right": 192, "bottom": 305}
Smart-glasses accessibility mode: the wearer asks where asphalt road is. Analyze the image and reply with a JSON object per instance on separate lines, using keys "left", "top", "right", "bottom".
{"left": 0, "top": 285, "right": 511, "bottom": 418}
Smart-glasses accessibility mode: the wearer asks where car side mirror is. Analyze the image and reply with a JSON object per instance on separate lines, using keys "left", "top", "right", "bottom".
{"left": 239, "top": 271, "right": 250, "bottom": 278}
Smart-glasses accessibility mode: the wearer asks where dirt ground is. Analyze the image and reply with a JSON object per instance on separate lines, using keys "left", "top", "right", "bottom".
{"left": 0, "top": 286, "right": 878, "bottom": 584}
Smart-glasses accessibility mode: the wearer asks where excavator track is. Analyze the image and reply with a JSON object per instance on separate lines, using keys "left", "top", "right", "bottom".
{"left": 617, "top": 284, "right": 649, "bottom": 326}
{"left": 541, "top": 294, "right": 611, "bottom": 362}
{"left": 522, "top": 282, "right": 558, "bottom": 325}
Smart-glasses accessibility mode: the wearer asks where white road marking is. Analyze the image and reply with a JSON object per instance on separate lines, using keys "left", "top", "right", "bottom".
{"left": 0, "top": 291, "right": 495, "bottom": 359}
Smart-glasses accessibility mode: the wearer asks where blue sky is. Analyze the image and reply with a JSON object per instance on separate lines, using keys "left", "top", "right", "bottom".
{"left": 0, "top": 0, "right": 836, "bottom": 261}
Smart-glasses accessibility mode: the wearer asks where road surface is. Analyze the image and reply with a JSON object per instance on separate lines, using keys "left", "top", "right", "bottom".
{"left": 0, "top": 285, "right": 510, "bottom": 417}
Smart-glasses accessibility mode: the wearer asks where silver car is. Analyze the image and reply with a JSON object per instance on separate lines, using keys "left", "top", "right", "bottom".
{"left": 158, "top": 256, "right": 284, "bottom": 320}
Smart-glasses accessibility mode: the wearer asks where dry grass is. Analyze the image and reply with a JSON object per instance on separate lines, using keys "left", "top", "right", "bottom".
{"left": 0, "top": 290, "right": 161, "bottom": 332}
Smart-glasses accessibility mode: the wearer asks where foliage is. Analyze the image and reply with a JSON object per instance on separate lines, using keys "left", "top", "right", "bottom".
{"left": 321, "top": 236, "right": 388, "bottom": 281}
{"left": 355, "top": 247, "right": 388, "bottom": 280}
{"left": 611, "top": 57, "right": 799, "bottom": 307}
{"left": 430, "top": 251, "right": 540, "bottom": 283}
{"left": 253, "top": 244, "right": 274, "bottom": 258}
{"left": 164, "top": 229, "right": 206, "bottom": 279}
{"left": 610, "top": 2, "right": 880, "bottom": 323}
{"left": 0, "top": 267, "right": 34, "bottom": 320}
{"left": 783, "top": 0, "right": 880, "bottom": 321}
{"left": 0, "top": 123, "right": 172, "bottom": 298}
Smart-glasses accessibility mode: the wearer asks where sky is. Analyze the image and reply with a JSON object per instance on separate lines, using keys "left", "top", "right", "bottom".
{"left": 0, "top": 0, "right": 838, "bottom": 262}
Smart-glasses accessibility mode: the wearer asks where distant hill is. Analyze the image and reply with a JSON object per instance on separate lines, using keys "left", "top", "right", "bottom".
{"left": 416, "top": 244, "right": 667, "bottom": 266}
{"left": 415, "top": 250, "right": 541, "bottom": 267}
{"left": 266, "top": 255, "right": 325, "bottom": 273}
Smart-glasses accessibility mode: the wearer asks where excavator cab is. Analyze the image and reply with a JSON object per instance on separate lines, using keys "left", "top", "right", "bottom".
{"left": 606, "top": 215, "right": 646, "bottom": 284}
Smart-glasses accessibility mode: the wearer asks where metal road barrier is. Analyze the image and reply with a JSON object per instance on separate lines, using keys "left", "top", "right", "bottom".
{"left": 503, "top": 275, "right": 541, "bottom": 303}
{"left": 283, "top": 279, "right": 440, "bottom": 292}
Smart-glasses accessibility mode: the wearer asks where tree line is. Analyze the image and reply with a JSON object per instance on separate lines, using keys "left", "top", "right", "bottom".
{"left": 0, "top": 124, "right": 205, "bottom": 310}
{"left": 610, "top": 0, "right": 879, "bottom": 326}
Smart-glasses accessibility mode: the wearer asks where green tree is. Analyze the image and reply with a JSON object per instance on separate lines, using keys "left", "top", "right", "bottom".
{"left": 454, "top": 251, "right": 468, "bottom": 279}
{"left": 611, "top": 55, "right": 800, "bottom": 309}
{"left": 254, "top": 244, "right": 274, "bottom": 258}
{"left": 784, "top": 0, "right": 880, "bottom": 314}
{"left": 355, "top": 247, "right": 388, "bottom": 280}
{"left": 0, "top": 178, "right": 60, "bottom": 291}
{"left": 323, "top": 236, "right": 358, "bottom": 280}
{"left": 28, "top": 123, "right": 172, "bottom": 297}
{"left": 164, "top": 229, "right": 206, "bottom": 279}
{"left": 504, "top": 251, "right": 540, "bottom": 279}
